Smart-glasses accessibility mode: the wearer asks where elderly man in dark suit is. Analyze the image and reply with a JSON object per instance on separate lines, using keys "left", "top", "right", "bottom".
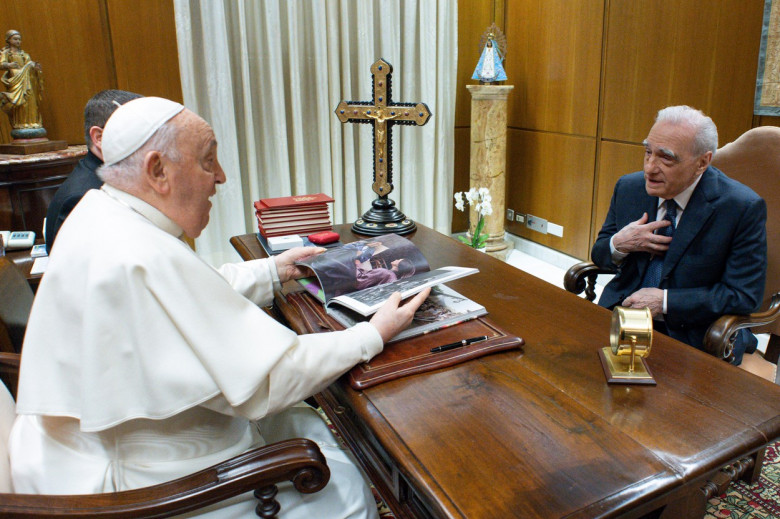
{"left": 592, "top": 105, "right": 767, "bottom": 365}
{"left": 44, "top": 90, "right": 142, "bottom": 253}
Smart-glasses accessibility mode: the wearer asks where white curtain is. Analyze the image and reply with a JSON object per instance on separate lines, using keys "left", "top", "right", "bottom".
{"left": 174, "top": 0, "right": 458, "bottom": 266}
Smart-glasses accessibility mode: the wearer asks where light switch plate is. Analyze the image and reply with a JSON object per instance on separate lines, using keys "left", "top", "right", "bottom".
{"left": 526, "top": 215, "right": 548, "bottom": 234}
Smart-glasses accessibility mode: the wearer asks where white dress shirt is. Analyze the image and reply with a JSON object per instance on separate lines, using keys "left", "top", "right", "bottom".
{"left": 609, "top": 174, "right": 703, "bottom": 314}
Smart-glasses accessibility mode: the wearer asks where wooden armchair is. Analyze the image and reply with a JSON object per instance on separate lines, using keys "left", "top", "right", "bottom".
{"left": 0, "top": 353, "right": 330, "bottom": 518}
{"left": 564, "top": 126, "right": 780, "bottom": 370}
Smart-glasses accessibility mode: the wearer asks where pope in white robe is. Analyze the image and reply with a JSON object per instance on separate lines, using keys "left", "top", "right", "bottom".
{"left": 8, "top": 97, "right": 428, "bottom": 518}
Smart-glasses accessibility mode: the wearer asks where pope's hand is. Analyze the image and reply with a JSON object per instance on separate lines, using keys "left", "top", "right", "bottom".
{"left": 612, "top": 213, "right": 672, "bottom": 254}
{"left": 274, "top": 246, "right": 326, "bottom": 283}
{"left": 370, "top": 288, "right": 431, "bottom": 343}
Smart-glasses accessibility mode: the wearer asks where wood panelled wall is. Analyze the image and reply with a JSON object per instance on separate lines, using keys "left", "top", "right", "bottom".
{"left": 0, "top": 0, "right": 182, "bottom": 146}
{"left": 4, "top": 0, "right": 771, "bottom": 257}
{"left": 456, "top": 0, "right": 776, "bottom": 260}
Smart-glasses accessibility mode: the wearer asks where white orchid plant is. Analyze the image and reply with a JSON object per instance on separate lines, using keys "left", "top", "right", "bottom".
{"left": 454, "top": 187, "right": 493, "bottom": 249}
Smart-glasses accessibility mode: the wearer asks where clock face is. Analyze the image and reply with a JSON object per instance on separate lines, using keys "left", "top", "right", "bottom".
{"left": 610, "top": 307, "right": 653, "bottom": 357}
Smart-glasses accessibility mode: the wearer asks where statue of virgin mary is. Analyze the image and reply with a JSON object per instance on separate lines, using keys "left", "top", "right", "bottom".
{"left": 472, "top": 38, "right": 507, "bottom": 83}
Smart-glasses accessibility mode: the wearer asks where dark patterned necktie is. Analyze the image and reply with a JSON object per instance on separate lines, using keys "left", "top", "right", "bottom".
{"left": 641, "top": 200, "right": 677, "bottom": 288}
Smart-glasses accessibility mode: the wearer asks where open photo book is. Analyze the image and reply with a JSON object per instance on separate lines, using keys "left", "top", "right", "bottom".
{"left": 294, "top": 234, "right": 484, "bottom": 342}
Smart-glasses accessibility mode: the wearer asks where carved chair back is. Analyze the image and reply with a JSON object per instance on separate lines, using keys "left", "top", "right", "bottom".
{"left": 711, "top": 126, "right": 780, "bottom": 339}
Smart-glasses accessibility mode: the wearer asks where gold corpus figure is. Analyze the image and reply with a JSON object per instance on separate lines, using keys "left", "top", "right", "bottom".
{"left": 0, "top": 30, "right": 44, "bottom": 133}
{"left": 364, "top": 106, "right": 399, "bottom": 159}
{"left": 364, "top": 106, "right": 399, "bottom": 195}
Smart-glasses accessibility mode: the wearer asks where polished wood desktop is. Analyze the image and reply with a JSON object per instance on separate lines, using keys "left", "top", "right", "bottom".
{"left": 231, "top": 225, "right": 780, "bottom": 519}
{"left": 3, "top": 240, "right": 44, "bottom": 291}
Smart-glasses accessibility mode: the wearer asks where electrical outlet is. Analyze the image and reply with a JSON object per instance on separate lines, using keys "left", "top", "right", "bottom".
{"left": 506, "top": 208, "right": 515, "bottom": 221}
{"left": 526, "top": 214, "right": 548, "bottom": 234}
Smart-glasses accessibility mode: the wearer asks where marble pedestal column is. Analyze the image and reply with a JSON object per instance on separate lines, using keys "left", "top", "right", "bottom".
{"left": 466, "top": 84, "right": 514, "bottom": 260}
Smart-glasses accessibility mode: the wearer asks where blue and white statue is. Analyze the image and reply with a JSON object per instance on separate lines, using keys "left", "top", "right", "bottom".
{"left": 472, "top": 37, "right": 507, "bottom": 83}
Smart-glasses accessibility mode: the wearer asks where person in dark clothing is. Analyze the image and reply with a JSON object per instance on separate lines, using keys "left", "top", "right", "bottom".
{"left": 592, "top": 105, "right": 766, "bottom": 365}
{"left": 45, "top": 90, "right": 142, "bottom": 253}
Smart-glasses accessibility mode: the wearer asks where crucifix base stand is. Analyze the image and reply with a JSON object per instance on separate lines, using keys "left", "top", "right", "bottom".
{"left": 352, "top": 196, "right": 416, "bottom": 236}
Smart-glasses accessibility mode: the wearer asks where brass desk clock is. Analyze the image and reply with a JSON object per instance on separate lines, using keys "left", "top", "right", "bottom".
{"left": 598, "top": 306, "right": 657, "bottom": 385}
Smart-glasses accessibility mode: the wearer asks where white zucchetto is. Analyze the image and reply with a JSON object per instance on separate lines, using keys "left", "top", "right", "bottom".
{"left": 101, "top": 97, "right": 184, "bottom": 167}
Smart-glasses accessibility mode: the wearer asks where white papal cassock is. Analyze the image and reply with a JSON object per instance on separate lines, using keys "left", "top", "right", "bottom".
{"left": 9, "top": 185, "right": 382, "bottom": 519}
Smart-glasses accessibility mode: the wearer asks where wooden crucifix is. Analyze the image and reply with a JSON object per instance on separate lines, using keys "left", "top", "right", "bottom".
{"left": 335, "top": 58, "right": 431, "bottom": 236}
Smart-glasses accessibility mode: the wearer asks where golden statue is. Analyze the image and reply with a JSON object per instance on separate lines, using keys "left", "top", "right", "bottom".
{"left": 364, "top": 106, "right": 399, "bottom": 159}
{"left": 0, "top": 30, "right": 46, "bottom": 140}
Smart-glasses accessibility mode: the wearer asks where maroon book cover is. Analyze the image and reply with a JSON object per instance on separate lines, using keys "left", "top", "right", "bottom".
{"left": 259, "top": 208, "right": 330, "bottom": 222}
{"left": 254, "top": 193, "right": 335, "bottom": 212}
{"left": 259, "top": 217, "right": 332, "bottom": 230}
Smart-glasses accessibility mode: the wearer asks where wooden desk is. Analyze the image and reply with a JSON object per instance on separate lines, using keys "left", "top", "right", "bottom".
{"left": 231, "top": 226, "right": 780, "bottom": 519}
{"left": 3, "top": 241, "right": 43, "bottom": 292}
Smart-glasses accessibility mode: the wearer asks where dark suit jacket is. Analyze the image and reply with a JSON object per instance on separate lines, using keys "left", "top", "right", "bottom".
{"left": 45, "top": 151, "right": 103, "bottom": 254}
{"left": 592, "top": 166, "right": 767, "bottom": 363}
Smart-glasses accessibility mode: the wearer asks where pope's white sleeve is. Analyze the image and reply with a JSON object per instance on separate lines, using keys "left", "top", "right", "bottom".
{"left": 201, "top": 322, "right": 383, "bottom": 420}
{"left": 216, "top": 258, "right": 280, "bottom": 306}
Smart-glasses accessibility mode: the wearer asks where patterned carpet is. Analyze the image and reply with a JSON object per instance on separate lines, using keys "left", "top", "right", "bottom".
{"left": 372, "top": 486, "right": 394, "bottom": 518}
{"left": 705, "top": 440, "right": 780, "bottom": 519}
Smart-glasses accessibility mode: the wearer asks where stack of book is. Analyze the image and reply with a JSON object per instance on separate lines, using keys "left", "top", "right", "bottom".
{"left": 254, "top": 193, "right": 335, "bottom": 238}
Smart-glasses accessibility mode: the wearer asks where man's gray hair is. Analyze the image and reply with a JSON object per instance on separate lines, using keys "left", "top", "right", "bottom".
{"left": 97, "top": 119, "right": 182, "bottom": 190}
{"left": 655, "top": 105, "right": 718, "bottom": 156}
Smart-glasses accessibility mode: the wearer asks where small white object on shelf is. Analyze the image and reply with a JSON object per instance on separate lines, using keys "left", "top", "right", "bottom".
{"left": 30, "top": 243, "right": 48, "bottom": 257}
{"left": 0, "top": 230, "right": 35, "bottom": 250}
{"left": 267, "top": 234, "right": 303, "bottom": 252}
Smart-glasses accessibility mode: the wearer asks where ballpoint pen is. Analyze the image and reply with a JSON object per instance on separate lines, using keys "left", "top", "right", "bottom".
{"left": 430, "top": 335, "right": 488, "bottom": 353}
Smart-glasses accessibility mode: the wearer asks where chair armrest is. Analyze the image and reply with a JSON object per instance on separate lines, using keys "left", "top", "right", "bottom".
{"left": 0, "top": 353, "right": 20, "bottom": 369}
{"left": 0, "top": 353, "right": 19, "bottom": 399}
{"left": 0, "top": 437, "right": 330, "bottom": 518}
{"left": 703, "top": 293, "right": 780, "bottom": 361}
{"left": 563, "top": 262, "right": 615, "bottom": 302}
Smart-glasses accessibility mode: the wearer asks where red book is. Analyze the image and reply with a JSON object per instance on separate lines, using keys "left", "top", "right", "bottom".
{"left": 257, "top": 207, "right": 330, "bottom": 221}
{"left": 259, "top": 217, "right": 332, "bottom": 231}
{"left": 254, "top": 193, "right": 334, "bottom": 212}
{"left": 254, "top": 203, "right": 330, "bottom": 216}
{"left": 260, "top": 224, "right": 333, "bottom": 238}
{"left": 260, "top": 216, "right": 331, "bottom": 225}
